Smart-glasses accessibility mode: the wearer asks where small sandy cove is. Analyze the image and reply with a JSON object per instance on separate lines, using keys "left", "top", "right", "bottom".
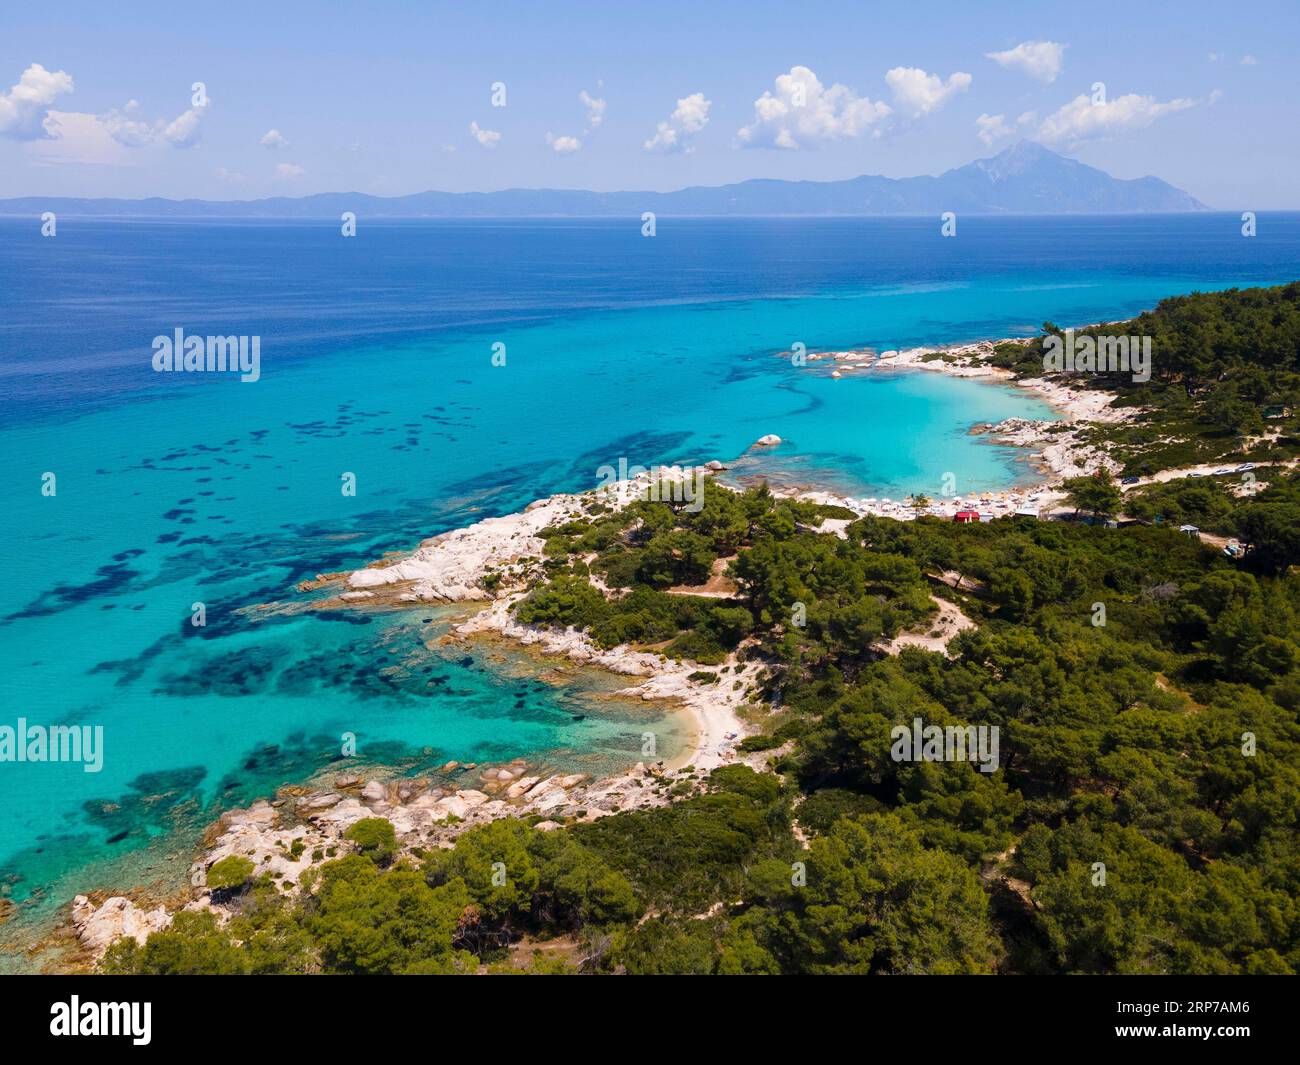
{"left": 792, "top": 339, "right": 1131, "bottom": 520}
{"left": 344, "top": 477, "right": 759, "bottom": 775}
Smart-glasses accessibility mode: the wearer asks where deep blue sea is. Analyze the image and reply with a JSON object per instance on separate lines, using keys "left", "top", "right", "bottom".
{"left": 2, "top": 213, "right": 1299, "bottom": 959}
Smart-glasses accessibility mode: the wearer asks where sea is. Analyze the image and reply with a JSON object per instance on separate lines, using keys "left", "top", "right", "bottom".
{"left": 2, "top": 212, "right": 1299, "bottom": 965}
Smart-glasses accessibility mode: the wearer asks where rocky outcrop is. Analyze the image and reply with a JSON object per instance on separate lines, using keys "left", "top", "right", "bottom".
{"left": 346, "top": 467, "right": 716, "bottom": 604}
{"left": 345, "top": 493, "right": 591, "bottom": 601}
{"left": 70, "top": 754, "right": 699, "bottom": 962}
{"left": 71, "top": 896, "right": 172, "bottom": 958}
{"left": 69, "top": 463, "right": 768, "bottom": 964}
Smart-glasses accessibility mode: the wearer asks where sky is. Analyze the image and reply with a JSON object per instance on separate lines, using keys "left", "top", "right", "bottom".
{"left": 1, "top": 0, "right": 1296, "bottom": 206}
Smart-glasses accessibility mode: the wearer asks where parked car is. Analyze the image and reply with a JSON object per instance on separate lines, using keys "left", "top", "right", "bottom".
{"left": 1121, "top": 476, "right": 1140, "bottom": 485}
{"left": 1237, "top": 463, "right": 1256, "bottom": 472}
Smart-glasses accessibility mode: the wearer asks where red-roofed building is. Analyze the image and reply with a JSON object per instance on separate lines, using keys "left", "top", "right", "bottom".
{"left": 953, "top": 510, "right": 979, "bottom": 524}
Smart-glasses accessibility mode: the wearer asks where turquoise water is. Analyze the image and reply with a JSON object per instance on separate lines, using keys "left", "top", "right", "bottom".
{"left": 2, "top": 215, "right": 1299, "bottom": 951}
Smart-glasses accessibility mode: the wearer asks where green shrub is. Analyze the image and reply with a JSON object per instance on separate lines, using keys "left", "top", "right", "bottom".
{"left": 206, "top": 855, "right": 255, "bottom": 892}
{"left": 345, "top": 818, "right": 399, "bottom": 866}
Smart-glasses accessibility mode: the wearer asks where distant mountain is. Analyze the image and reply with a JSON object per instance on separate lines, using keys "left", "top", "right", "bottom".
{"left": 0, "top": 142, "right": 1207, "bottom": 218}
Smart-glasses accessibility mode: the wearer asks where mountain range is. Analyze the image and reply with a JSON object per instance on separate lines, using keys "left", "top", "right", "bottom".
{"left": 0, "top": 142, "right": 1207, "bottom": 218}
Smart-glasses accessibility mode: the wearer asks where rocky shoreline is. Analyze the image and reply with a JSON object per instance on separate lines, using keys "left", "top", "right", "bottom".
{"left": 781, "top": 338, "right": 1131, "bottom": 519}
{"left": 66, "top": 338, "right": 1131, "bottom": 965}
{"left": 68, "top": 466, "right": 771, "bottom": 963}
{"left": 69, "top": 753, "right": 722, "bottom": 961}
{"left": 332, "top": 465, "right": 763, "bottom": 777}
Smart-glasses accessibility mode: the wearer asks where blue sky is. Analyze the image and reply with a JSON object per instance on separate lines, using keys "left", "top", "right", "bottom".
{"left": 1, "top": 0, "right": 1295, "bottom": 205}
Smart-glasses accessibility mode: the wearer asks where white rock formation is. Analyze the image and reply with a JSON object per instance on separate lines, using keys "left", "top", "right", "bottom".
{"left": 71, "top": 896, "right": 172, "bottom": 958}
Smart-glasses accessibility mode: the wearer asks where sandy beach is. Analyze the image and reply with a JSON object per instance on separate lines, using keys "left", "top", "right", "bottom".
{"left": 824, "top": 338, "right": 1132, "bottom": 423}
{"left": 456, "top": 597, "right": 759, "bottom": 773}
{"left": 791, "top": 337, "right": 1133, "bottom": 514}
{"left": 341, "top": 467, "right": 760, "bottom": 775}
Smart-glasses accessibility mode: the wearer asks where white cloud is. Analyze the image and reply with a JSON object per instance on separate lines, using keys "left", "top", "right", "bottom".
{"left": 20, "top": 73, "right": 205, "bottom": 162}
{"left": 1241, "top": 54, "right": 1259, "bottom": 66}
{"left": 1017, "top": 110, "right": 1037, "bottom": 126}
{"left": 975, "top": 112, "right": 1014, "bottom": 146}
{"left": 0, "top": 63, "right": 75, "bottom": 140}
{"left": 27, "top": 110, "right": 129, "bottom": 165}
{"left": 546, "top": 131, "right": 581, "bottom": 153}
{"left": 984, "top": 41, "right": 1066, "bottom": 83}
{"left": 259, "top": 128, "right": 289, "bottom": 149}
{"left": 1036, "top": 92, "right": 1196, "bottom": 145}
{"left": 91, "top": 99, "right": 203, "bottom": 149}
{"left": 1208, "top": 52, "right": 1223, "bottom": 63}
{"left": 31, "top": 103, "right": 204, "bottom": 165}
{"left": 1208, "top": 88, "right": 1224, "bottom": 105}
{"left": 469, "top": 120, "right": 500, "bottom": 147}
{"left": 644, "top": 92, "right": 711, "bottom": 153}
{"left": 98, "top": 101, "right": 156, "bottom": 147}
{"left": 161, "top": 107, "right": 202, "bottom": 147}
{"left": 885, "top": 67, "right": 972, "bottom": 117}
{"left": 579, "top": 88, "right": 605, "bottom": 130}
{"left": 737, "top": 66, "right": 891, "bottom": 149}
{"left": 274, "top": 162, "right": 304, "bottom": 178}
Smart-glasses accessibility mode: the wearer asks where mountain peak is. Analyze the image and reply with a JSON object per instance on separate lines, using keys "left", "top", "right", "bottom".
{"left": 997, "top": 139, "right": 1055, "bottom": 159}
{"left": 0, "top": 142, "right": 1207, "bottom": 218}
{"left": 977, "top": 140, "right": 1061, "bottom": 180}
{"left": 934, "top": 139, "right": 1207, "bottom": 211}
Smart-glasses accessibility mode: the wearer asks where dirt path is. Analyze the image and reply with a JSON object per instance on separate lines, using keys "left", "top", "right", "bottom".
{"left": 666, "top": 555, "right": 740, "bottom": 598}
{"left": 875, "top": 595, "right": 975, "bottom": 657}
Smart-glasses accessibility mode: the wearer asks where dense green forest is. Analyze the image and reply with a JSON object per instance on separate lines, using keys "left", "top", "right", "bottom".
{"left": 991, "top": 281, "right": 1300, "bottom": 474}
{"left": 107, "top": 286, "right": 1300, "bottom": 975}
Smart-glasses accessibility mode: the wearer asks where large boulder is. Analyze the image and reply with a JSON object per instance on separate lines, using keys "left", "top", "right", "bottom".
{"left": 71, "top": 896, "right": 171, "bottom": 958}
